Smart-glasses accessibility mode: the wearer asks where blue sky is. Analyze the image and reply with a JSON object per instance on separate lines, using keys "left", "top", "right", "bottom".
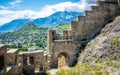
{"left": 0, "top": 0, "right": 96, "bottom": 25}
{"left": 0, "top": 0, "right": 80, "bottom": 11}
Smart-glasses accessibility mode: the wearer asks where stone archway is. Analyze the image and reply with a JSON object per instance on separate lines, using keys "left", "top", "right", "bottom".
{"left": 57, "top": 52, "right": 69, "bottom": 68}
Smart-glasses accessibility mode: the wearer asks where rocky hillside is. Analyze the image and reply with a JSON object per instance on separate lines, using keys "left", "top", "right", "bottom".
{"left": 78, "top": 16, "right": 120, "bottom": 64}
{"left": 56, "top": 16, "right": 120, "bottom": 75}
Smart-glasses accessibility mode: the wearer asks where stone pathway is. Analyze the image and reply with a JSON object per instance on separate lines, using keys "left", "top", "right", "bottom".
{"left": 49, "top": 69, "right": 58, "bottom": 75}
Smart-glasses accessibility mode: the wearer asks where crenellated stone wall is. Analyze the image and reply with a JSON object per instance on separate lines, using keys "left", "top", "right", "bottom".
{"left": 71, "top": 1, "right": 119, "bottom": 41}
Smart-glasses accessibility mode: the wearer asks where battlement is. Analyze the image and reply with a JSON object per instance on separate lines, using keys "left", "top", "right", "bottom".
{"left": 72, "top": 0, "right": 119, "bottom": 41}
{"left": 47, "top": 0, "right": 119, "bottom": 42}
{"left": 48, "top": 0, "right": 119, "bottom": 42}
{"left": 47, "top": 29, "right": 72, "bottom": 41}
{"left": 100, "top": 0, "right": 118, "bottom": 3}
{"left": 77, "top": 16, "right": 85, "bottom": 21}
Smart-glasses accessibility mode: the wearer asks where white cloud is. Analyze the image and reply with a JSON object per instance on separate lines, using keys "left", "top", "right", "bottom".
{"left": 9, "top": 0, "right": 22, "bottom": 5}
{"left": 0, "top": 0, "right": 22, "bottom": 10}
{"left": 42, "top": 1, "right": 86, "bottom": 13}
{"left": 0, "top": 6, "right": 6, "bottom": 9}
{"left": 0, "top": 1, "right": 96, "bottom": 26}
{"left": 8, "top": 0, "right": 22, "bottom": 9}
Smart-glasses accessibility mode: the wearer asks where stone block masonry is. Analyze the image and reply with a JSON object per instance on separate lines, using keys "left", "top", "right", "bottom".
{"left": 0, "top": 45, "right": 49, "bottom": 75}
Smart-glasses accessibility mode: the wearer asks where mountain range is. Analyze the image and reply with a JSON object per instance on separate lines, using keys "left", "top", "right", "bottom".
{"left": 0, "top": 11, "right": 83, "bottom": 32}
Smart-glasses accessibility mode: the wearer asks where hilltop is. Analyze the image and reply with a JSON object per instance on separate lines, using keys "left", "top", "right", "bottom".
{"left": 0, "top": 22, "right": 48, "bottom": 51}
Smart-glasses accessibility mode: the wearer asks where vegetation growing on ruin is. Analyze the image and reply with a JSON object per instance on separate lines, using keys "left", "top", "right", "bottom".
{"left": 56, "top": 60, "right": 120, "bottom": 75}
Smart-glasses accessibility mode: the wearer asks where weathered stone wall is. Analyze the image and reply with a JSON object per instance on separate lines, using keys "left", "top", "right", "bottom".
{"left": 6, "top": 49, "right": 23, "bottom": 75}
{"left": 7, "top": 49, "right": 19, "bottom": 65}
{"left": 0, "top": 45, "right": 7, "bottom": 75}
{"left": 0, "top": 46, "right": 49, "bottom": 75}
{"left": 18, "top": 52, "right": 23, "bottom": 73}
{"left": 48, "top": 40, "right": 82, "bottom": 68}
{"left": 22, "top": 51, "right": 48, "bottom": 74}
{"left": 7, "top": 66, "right": 19, "bottom": 75}
{"left": 17, "top": 63, "right": 23, "bottom": 75}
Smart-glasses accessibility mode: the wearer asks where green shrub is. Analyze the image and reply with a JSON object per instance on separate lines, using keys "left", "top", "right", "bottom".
{"left": 7, "top": 44, "right": 17, "bottom": 48}
{"left": 102, "top": 70, "right": 109, "bottom": 75}
{"left": 45, "top": 70, "right": 51, "bottom": 75}
{"left": 111, "top": 38, "right": 120, "bottom": 47}
{"left": 112, "top": 62, "right": 120, "bottom": 68}
{"left": 105, "top": 61, "right": 113, "bottom": 66}
{"left": 92, "top": 65, "right": 102, "bottom": 71}
{"left": 18, "top": 47, "right": 28, "bottom": 51}
{"left": 112, "top": 53, "right": 120, "bottom": 59}
{"left": 95, "top": 58, "right": 102, "bottom": 63}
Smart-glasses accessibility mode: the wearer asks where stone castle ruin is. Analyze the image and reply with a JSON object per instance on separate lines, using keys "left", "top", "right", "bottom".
{"left": 48, "top": 0, "right": 120, "bottom": 68}
{"left": 0, "top": 0, "right": 120, "bottom": 75}
{"left": 0, "top": 45, "right": 49, "bottom": 75}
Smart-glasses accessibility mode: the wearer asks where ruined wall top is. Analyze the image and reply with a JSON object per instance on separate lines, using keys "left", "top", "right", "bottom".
{"left": 7, "top": 49, "right": 18, "bottom": 53}
{"left": 98, "top": 0, "right": 118, "bottom": 2}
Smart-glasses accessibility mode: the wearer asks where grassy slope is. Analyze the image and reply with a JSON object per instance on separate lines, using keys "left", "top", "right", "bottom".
{"left": 55, "top": 24, "right": 70, "bottom": 30}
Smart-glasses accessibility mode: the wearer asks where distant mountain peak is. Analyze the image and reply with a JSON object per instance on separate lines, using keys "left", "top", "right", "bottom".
{"left": 23, "top": 22, "right": 36, "bottom": 27}
{"left": 0, "top": 11, "right": 83, "bottom": 32}
{"left": 33, "top": 11, "right": 83, "bottom": 28}
{"left": 19, "top": 22, "right": 39, "bottom": 31}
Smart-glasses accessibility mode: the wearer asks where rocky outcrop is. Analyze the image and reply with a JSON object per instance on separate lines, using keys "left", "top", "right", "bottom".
{"left": 78, "top": 16, "right": 120, "bottom": 64}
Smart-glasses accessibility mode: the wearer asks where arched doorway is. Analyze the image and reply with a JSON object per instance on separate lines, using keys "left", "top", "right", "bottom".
{"left": 57, "top": 52, "right": 69, "bottom": 68}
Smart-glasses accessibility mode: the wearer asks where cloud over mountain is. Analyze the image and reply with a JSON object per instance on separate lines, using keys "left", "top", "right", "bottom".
{"left": 0, "top": 0, "right": 96, "bottom": 26}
